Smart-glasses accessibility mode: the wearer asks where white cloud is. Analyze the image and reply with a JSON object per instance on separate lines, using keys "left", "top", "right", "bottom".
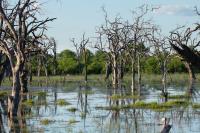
{"left": 153, "top": 5, "right": 195, "bottom": 16}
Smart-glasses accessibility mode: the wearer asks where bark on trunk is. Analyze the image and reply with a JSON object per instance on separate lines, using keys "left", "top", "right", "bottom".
{"left": 137, "top": 54, "right": 141, "bottom": 95}
{"left": 8, "top": 70, "right": 21, "bottom": 118}
{"left": 184, "top": 61, "right": 196, "bottom": 82}
{"left": 131, "top": 58, "right": 136, "bottom": 93}
{"left": 20, "top": 70, "right": 28, "bottom": 93}
{"left": 112, "top": 55, "right": 118, "bottom": 88}
{"left": 84, "top": 49, "right": 87, "bottom": 82}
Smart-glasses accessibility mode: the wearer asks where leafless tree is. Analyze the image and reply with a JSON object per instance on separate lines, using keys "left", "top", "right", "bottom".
{"left": 151, "top": 28, "right": 172, "bottom": 99}
{"left": 125, "top": 5, "right": 152, "bottom": 93}
{"left": 169, "top": 25, "right": 200, "bottom": 83}
{"left": 95, "top": 8, "right": 127, "bottom": 88}
{"left": 71, "top": 33, "right": 90, "bottom": 82}
{"left": 49, "top": 37, "right": 57, "bottom": 75}
{"left": 0, "top": 0, "right": 55, "bottom": 118}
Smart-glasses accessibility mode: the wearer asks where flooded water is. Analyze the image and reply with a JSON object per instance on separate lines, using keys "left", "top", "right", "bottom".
{"left": 1, "top": 81, "right": 200, "bottom": 133}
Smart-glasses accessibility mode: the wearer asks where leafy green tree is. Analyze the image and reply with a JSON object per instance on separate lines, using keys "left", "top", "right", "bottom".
{"left": 88, "top": 50, "right": 106, "bottom": 74}
{"left": 58, "top": 49, "right": 79, "bottom": 74}
{"left": 144, "top": 56, "right": 160, "bottom": 74}
{"left": 168, "top": 56, "right": 186, "bottom": 73}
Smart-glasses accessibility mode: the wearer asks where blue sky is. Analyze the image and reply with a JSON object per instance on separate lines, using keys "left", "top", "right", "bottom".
{"left": 41, "top": 0, "right": 200, "bottom": 52}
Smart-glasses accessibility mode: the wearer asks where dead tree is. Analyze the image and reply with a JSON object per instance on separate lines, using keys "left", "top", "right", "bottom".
{"left": 125, "top": 5, "right": 152, "bottom": 93}
{"left": 71, "top": 33, "right": 90, "bottom": 82}
{"left": 37, "top": 36, "right": 55, "bottom": 79}
{"left": 49, "top": 37, "right": 57, "bottom": 75}
{"left": 169, "top": 26, "right": 200, "bottom": 83}
{"left": 0, "top": 0, "right": 55, "bottom": 118}
{"left": 96, "top": 8, "right": 126, "bottom": 88}
{"left": 151, "top": 29, "right": 171, "bottom": 98}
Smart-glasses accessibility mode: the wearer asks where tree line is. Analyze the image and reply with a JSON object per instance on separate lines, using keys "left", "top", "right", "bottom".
{"left": 36, "top": 48, "right": 188, "bottom": 76}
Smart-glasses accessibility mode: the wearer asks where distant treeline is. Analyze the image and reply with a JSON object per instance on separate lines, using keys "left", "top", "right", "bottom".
{"left": 30, "top": 49, "right": 193, "bottom": 76}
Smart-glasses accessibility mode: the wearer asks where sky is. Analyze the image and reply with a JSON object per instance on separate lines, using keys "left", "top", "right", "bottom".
{"left": 39, "top": 0, "right": 200, "bottom": 53}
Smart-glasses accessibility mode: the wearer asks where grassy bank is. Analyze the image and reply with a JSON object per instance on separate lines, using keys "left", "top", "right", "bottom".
{"left": 0, "top": 73, "right": 198, "bottom": 87}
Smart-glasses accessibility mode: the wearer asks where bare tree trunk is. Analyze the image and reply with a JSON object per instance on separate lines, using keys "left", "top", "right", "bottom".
{"left": 131, "top": 58, "right": 136, "bottom": 93}
{"left": 8, "top": 69, "right": 21, "bottom": 118}
{"left": 161, "top": 60, "right": 167, "bottom": 92}
{"left": 137, "top": 54, "right": 141, "bottom": 95}
{"left": 20, "top": 70, "right": 28, "bottom": 93}
{"left": 37, "top": 58, "right": 41, "bottom": 77}
{"left": 184, "top": 61, "right": 195, "bottom": 84}
{"left": 112, "top": 54, "right": 118, "bottom": 88}
{"left": 84, "top": 48, "right": 87, "bottom": 82}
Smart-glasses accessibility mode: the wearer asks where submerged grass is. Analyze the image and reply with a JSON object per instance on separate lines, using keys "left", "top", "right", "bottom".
{"left": 34, "top": 91, "right": 47, "bottom": 97}
{"left": 163, "top": 94, "right": 191, "bottom": 99}
{"left": 57, "top": 99, "right": 71, "bottom": 106}
{"left": 40, "top": 119, "right": 55, "bottom": 125}
{"left": 110, "top": 94, "right": 140, "bottom": 100}
{"left": 67, "top": 107, "right": 77, "bottom": 112}
{"left": 192, "top": 103, "right": 200, "bottom": 109}
{"left": 22, "top": 99, "right": 34, "bottom": 107}
{"left": 96, "top": 100, "right": 190, "bottom": 111}
{"left": 68, "top": 118, "right": 79, "bottom": 125}
{"left": 1, "top": 73, "right": 198, "bottom": 87}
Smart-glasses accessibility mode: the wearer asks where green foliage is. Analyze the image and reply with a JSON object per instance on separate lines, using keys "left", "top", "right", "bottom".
{"left": 57, "top": 49, "right": 80, "bottom": 74}
{"left": 144, "top": 56, "right": 160, "bottom": 74}
{"left": 57, "top": 99, "right": 71, "bottom": 106}
{"left": 168, "top": 56, "right": 186, "bottom": 73}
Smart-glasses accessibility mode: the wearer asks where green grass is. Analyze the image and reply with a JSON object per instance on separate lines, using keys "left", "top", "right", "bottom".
{"left": 96, "top": 100, "right": 190, "bottom": 111}
{"left": 110, "top": 94, "right": 140, "bottom": 100}
{"left": 68, "top": 118, "right": 79, "bottom": 125}
{"left": 192, "top": 103, "right": 200, "bottom": 109}
{"left": 56, "top": 99, "right": 71, "bottom": 106}
{"left": 40, "top": 119, "right": 54, "bottom": 125}
{"left": 33, "top": 91, "right": 47, "bottom": 97}
{"left": 0, "top": 73, "right": 197, "bottom": 87}
{"left": 22, "top": 99, "right": 34, "bottom": 107}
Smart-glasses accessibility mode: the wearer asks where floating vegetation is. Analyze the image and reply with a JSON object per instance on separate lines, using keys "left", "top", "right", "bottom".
{"left": 34, "top": 91, "right": 47, "bottom": 97}
{"left": 40, "top": 119, "right": 55, "bottom": 125}
{"left": 192, "top": 103, "right": 200, "bottom": 109}
{"left": 68, "top": 118, "right": 79, "bottom": 125}
{"left": 67, "top": 107, "right": 77, "bottom": 112}
{"left": 80, "top": 112, "right": 86, "bottom": 119}
{"left": 81, "top": 90, "right": 94, "bottom": 95}
{"left": 57, "top": 99, "right": 71, "bottom": 106}
{"left": 163, "top": 100, "right": 189, "bottom": 107}
{"left": 109, "top": 94, "right": 140, "bottom": 100}
{"left": 96, "top": 100, "right": 190, "bottom": 111}
{"left": 22, "top": 99, "right": 34, "bottom": 107}
{"left": 162, "top": 94, "right": 191, "bottom": 99}
{"left": 95, "top": 105, "right": 122, "bottom": 111}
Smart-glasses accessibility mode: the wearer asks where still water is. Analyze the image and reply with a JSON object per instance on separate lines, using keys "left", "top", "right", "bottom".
{"left": 1, "top": 82, "right": 200, "bottom": 133}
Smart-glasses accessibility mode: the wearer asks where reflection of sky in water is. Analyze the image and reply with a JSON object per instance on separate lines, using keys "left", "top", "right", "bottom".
{"left": 2, "top": 83, "right": 200, "bottom": 133}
